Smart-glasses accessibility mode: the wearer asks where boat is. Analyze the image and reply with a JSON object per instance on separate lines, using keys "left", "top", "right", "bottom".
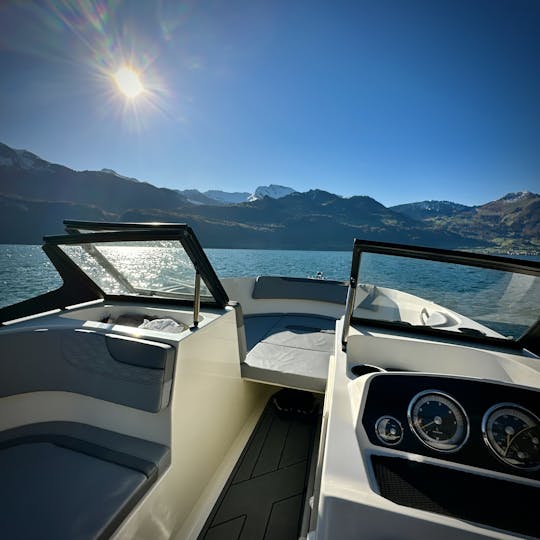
{"left": 0, "top": 220, "right": 539, "bottom": 540}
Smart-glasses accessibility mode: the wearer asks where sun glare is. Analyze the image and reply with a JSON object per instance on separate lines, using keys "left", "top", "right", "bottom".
{"left": 114, "top": 67, "right": 144, "bottom": 98}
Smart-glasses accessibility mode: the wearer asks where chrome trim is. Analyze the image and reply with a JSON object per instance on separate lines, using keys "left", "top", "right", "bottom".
{"left": 193, "top": 271, "right": 201, "bottom": 328}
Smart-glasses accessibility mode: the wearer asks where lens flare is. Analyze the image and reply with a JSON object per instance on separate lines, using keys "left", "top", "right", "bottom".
{"left": 4, "top": 0, "right": 174, "bottom": 132}
{"left": 114, "top": 66, "right": 144, "bottom": 98}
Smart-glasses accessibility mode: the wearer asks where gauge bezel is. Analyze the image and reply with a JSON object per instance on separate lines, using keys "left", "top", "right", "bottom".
{"left": 481, "top": 402, "right": 540, "bottom": 471}
{"left": 407, "top": 390, "right": 469, "bottom": 453}
{"left": 375, "top": 415, "right": 403, "bottom": 446}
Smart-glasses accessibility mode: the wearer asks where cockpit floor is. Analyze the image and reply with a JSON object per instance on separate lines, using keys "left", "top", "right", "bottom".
{"left": 198, "top": 390, "right": 319, "bottom": 540}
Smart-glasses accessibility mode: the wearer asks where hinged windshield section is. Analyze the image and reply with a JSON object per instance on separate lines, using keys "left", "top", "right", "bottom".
{"left": 342, "top": 240, "right": 540, "bottom": 352}
{"left": 58, "top": 240, "right": 212, "bottom": 299}
{"left": 43, "top": 222, "right": 229, "bottom": 307}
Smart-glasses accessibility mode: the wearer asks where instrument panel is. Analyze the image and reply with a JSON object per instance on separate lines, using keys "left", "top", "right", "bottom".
{"left": 361, "top": 374, "right": 540, "bottom": 478}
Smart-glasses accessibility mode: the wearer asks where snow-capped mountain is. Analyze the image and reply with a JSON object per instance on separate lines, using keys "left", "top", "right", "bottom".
{"left": 390, "top": 200, "right": 472, "bottom": 220}
{"left": 201, "top": 185, "right": 297, "bottom": 204}
{"left": 0, "top": 141, "right": 188, "bottom": 214}
{"left": 248, "top": 184, "right": 296, "bottom": 202}
{"left": 499, "top": 191, "right": 534, "bottom": 203}
{"left": 176, "top": 189, "right": 220, "bottom": 206}
{"left": 100, "top": 169, "right": 140, "bottom": 183}
{"left": 0, "top": 144, "right": 53, "bottom": 171}
{"left": 203, "top": 190, "right": 251, "bottom": 204}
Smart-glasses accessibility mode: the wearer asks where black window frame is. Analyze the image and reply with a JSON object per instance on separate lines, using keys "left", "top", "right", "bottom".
{"left": 342, "top": 239, "right": 540, "bottom": 355}
{"left": 0, "top": 221, "right": 229, "bottom": 324}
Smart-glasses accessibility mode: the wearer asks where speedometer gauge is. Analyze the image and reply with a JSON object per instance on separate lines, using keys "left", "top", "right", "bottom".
{"left": 482, "top": 404, "right": 540, "bottom": 470}
{"left": 408, "top": 391, "right": 469, "bottom": 452}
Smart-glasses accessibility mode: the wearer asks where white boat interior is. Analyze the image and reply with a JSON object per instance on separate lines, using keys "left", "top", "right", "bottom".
{"left": 0, "top": 221, "right": 539, "bottom": 540}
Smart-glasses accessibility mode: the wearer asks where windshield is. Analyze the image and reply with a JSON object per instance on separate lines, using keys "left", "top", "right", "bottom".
{"left": 58, "top": 240, "right": 214, "bottom": 301}
{"left": 345, "top": 241, "right": 540, "bottom": 346}
{"left": 354, "top": 253, "right": 539, "bottom": 340}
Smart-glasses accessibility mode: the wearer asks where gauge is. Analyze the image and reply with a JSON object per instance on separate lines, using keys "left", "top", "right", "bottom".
{"left": 375, "top": 416, "right": 403, "bottom": 446}
{"left": 408, "top": 391, "right": 469, "bottom": 452}
{"left": 482, "top": 404, "right": 540, "bottom": 470}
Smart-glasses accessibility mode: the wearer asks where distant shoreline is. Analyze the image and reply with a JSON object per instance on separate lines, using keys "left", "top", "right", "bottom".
{"left": 0, "top": 242, "right": 538, "bottom": 257}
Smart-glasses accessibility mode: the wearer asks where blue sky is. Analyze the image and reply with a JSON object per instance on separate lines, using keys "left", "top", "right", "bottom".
{"left": 0, "top": 0, "right": 538, "bottom": 206}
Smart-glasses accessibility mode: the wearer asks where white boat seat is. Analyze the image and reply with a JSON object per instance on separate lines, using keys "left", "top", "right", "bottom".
{"left": 0, "top": 422, "right": 170, "bottom": 540}
{"left": 242, "top": 314, "right": 336, "bottom": 393}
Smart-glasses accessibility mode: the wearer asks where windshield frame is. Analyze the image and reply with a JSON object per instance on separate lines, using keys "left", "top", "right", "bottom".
{"left": 0, "top": 221, "right": 229, "bottom": 325}
{"left": 44, "top": 222, "right": 229, "bottom": 307}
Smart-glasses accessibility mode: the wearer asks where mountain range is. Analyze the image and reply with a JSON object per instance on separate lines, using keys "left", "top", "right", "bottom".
{"left": 178, "top": 185, "right": 296, "bottom": 206}
{"left": 0, "top": 142, "right": 538, "bottom": 252}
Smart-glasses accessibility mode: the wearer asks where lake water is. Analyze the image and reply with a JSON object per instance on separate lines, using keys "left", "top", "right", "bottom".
{"left": 1, "top": 244, "right": 539, "bottom": 339}
{"left": 0, "top": 245, "right": 353, "bottom": 308}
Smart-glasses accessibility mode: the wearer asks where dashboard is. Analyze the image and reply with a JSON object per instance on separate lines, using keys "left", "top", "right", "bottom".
{"left": 361, "top": 373, "right": 540, "bottom": 479}
{"left": 358, "top": 373, "right": 540, "bottom": 538}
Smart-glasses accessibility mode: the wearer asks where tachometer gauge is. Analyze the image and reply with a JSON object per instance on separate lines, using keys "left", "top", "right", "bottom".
{"left": 408, "top": 391, "right": 469, "bottom": 452}
{"left": 482, "top": 404, "right": 540, "bottom": 470}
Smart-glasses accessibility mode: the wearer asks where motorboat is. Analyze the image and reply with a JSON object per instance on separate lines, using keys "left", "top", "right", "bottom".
{"left": 0, "top": 220, "right": 539, "bottom": 540}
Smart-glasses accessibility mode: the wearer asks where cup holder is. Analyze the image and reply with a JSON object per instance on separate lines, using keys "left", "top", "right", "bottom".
{"left": 350, "top": 364, "right": 384, "bottom": 377}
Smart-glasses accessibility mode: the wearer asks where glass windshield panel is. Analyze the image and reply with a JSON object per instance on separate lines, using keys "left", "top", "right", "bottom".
{"left": 59, "top": 240, "right": 213, "bottom": 301}
{"left": 354, "top": 253, "right": 539, "bottom": 340}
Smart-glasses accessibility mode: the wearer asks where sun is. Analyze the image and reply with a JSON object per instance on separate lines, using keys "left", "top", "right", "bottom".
{"left": 113, "top": 66, "right": 144, "bottom": 98}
